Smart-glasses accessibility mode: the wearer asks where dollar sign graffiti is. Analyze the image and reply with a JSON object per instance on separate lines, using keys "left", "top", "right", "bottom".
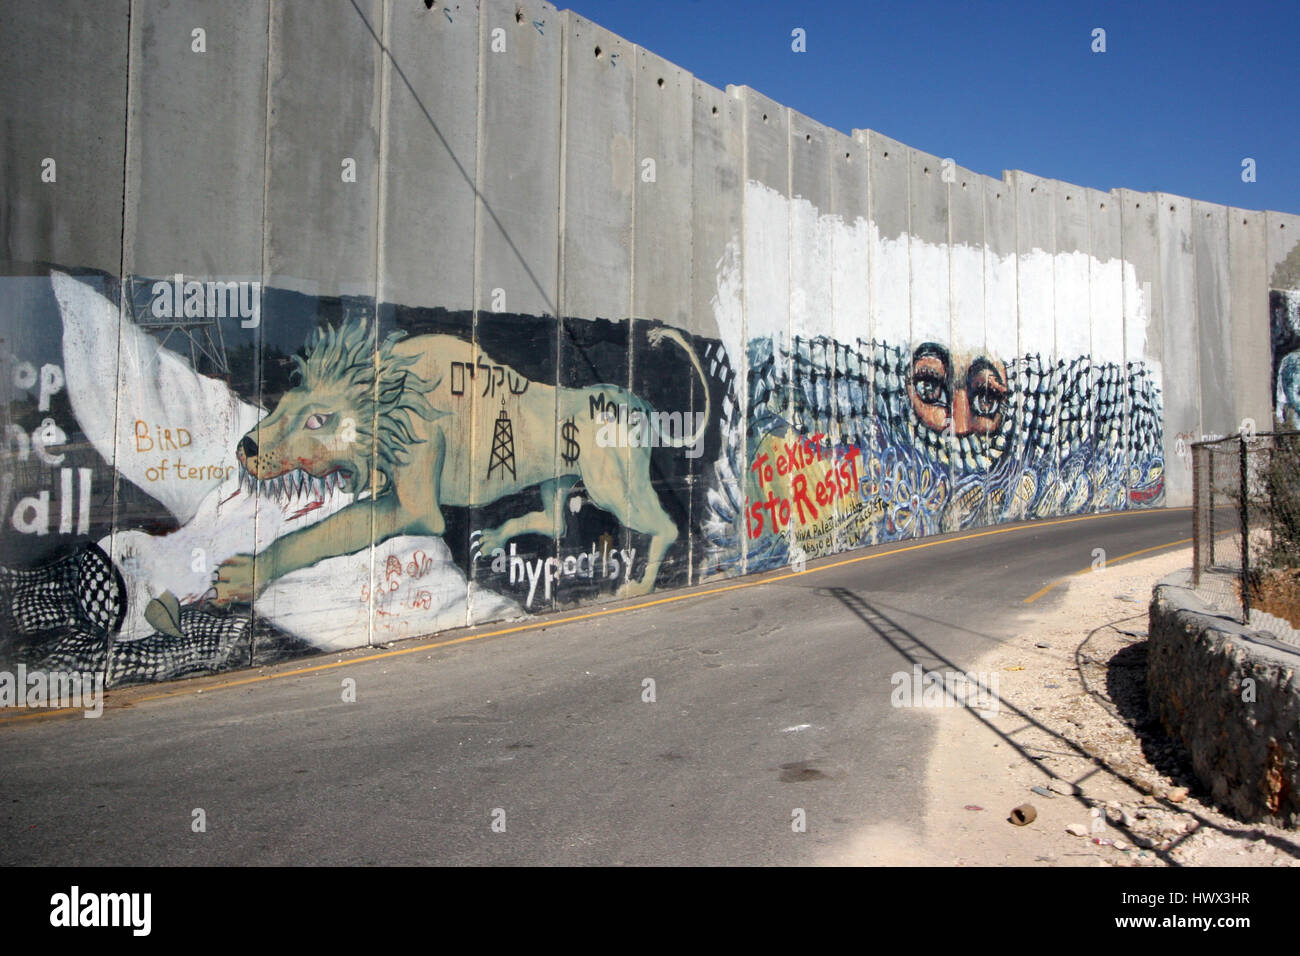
{"left": 561, "top": 419, "right": 580, "bottom": 465}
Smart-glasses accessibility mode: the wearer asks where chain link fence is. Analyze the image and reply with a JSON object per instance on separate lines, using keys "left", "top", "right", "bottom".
{"left": 1192, "top": 432, "right": 1300, "bottom": 640}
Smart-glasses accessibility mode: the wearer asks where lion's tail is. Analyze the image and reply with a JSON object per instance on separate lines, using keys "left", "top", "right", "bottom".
{"left": 646, "top": 326, "right": 710, "bottom": 450}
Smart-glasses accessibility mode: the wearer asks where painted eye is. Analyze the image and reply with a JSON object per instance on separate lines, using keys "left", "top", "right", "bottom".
{"left": 914, "top": 376, "right": 947, "bottom": 407}
{"left": 304, "top": 413, "right": 332, "bottom": 431}
{"left": 971, "top": 389, "right": 1002, "bottom": 417}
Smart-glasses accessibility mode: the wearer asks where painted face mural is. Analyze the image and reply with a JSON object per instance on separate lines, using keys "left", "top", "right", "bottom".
{"left": 1272, "top": 290, "right": 1300, "bottom": 429}
{"left": 717, "top": 331, "right": 1164, "bottom": 574}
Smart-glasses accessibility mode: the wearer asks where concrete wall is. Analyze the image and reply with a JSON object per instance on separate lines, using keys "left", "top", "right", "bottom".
{"left": 1, "top": 0, "right": 1295, "bottom": 685}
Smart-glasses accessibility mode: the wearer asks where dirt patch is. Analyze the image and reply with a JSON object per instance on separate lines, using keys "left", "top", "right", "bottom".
{"left": 1246, "top": 567, "right": 1300, "bottom": 629}
{"left": 827, "top": 546, "right": 1300, "bottom": 867}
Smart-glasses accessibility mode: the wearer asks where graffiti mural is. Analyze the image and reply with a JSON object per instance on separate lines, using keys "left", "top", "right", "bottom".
{"left": 698, "top": 333, "right": 1164, "bottom": 575}
{"left": 0, "top": 271, "right": 738, "bottom": 684}
{"left": 0, "top": 236, "right": 1172, "bottom": 686}
{"left": 1272, "top": 291, "right": 1300, "bottom": 430}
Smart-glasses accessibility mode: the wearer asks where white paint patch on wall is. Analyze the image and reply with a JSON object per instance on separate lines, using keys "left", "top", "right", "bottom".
{"left": 790, "top": 186, "right": 831, "bottom": 340}
{"left": 950, "top": 239, "right": 985, "bottom": 355}
{"left": 871, "top": 227, "right": 910, "bottom": 345}
{"left": 985, "top": 249, "right": 1018, "bottom": 355}
{"left": 910, "top": 240, "right": 950, "bottom": 345}
{"left": 1124, "top": 266, "right": 1159, "bottom": 379}
{"left": 743, "top": 180, "right": 790, "bottom": 345}
{"left": 831, "top": 208, "right": 871, "bottom": 343}
{"left": 1091, "top": 257, "right": 1125, "bottom": 365}
{"left": 1018, "top": 249, "right": 1055, "bottom": 357}
{"left": 1056, "top": 250, "right": 1092, "bottom": 358}
{"left": 711, "top": 237, "right": 744, "bottom": 384}
{"left": 731, "top": 182, "right": 1155, "bottom": 376}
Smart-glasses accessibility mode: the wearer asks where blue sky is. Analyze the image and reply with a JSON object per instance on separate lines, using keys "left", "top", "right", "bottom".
{"left": 564, "top": 0, "right": 1299, "bottom": 215}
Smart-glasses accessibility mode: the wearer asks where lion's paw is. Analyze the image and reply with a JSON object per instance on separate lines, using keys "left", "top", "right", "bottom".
{"left": 471, "top": 528, "right": 505, "bottom": 561}
{"left": 212, "top": 554, "right": 257, "bottom": 606}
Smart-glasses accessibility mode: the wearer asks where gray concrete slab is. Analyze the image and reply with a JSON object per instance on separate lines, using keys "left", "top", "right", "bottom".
{"left": 376, "top": 0, "right": 479, "bottom": 312}
{"left": 690, "top": 80, "right": 746, "bottom": 579}
{"left": 1087, "top": 188, "right": 1125, "bottom": 512}
{"left": 264, "top": 0, "right": 381, "bottom": 298}
{"left": 633, "top": 47, "right": 693, "bottom": 332}
{"left": 1054, "top": 180, "right": 1092, "bottom": 514}
{"left": 631, "top": 46, "right": 695, "bottom": 588}
{"left": 0, "top": 0, "right": 128, "bottom": 275}
{"left": 468, "top": 0, "right": 562, "bottom": 620}
{"left": 1192, "top": 200, "right": 1236, "bottom": 437}
{"left": 258, "top": 0, "right": 385, "bottom": 648}
{"left": 828, "top": 127, "right": 869, "bottom": 553}
{"left": 736, "top": 85, "right": 790, "bottom": 351}
{"left": 860, "top": 130, "right": 909, "bottom": 348}
{"left": 1156, "top": 193, "right": 1200, "bottom": 506}
{"left": 1266, "top": 212, "right": 1300, "bottom": 290}
{"left": 787, "top": 109, "right": 835, "bottom": 558}
{"left": 476, "top": 0, "right": 562, "bottom": 321}
{"left": 907, "top": 146, "right": 949, "bottom": 349}
{"left": 1011, "top": 170, "right": 1057, "bottom": 517}
{"left": 559, "top": 12, "right": 633, "bottom": 324}
{"left": 788, "top": 107, "right": 832, "bottom": 423}
{"left": 949, "top": 166, "right": 988, "bottom": 527}
{"left": 737, "top": 85, "right": 790, "bottom": 571}
{"left": 1118, "top": 189, "right": 1165, "bottom": 509}
{"left": 558, "top": 12, "right": 635, "bottom": 588}
{"left": 1227, "top": 209, "right": 1270, "bottom": 429}
{"left": 984, "top": 175, "right": 1018, "bottom": 524}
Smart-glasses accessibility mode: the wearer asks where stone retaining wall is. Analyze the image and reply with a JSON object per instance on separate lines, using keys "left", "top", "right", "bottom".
{"left": 1148, "top": 574, "right": 1300, "bottom": 827}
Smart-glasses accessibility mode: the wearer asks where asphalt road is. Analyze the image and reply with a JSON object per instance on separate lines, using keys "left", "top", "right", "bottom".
{"left": 0, "top": 507, "right": 1193, "bottom": 865}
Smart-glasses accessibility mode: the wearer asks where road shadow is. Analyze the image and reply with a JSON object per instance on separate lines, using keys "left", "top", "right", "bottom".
{"left": 828, "top": 585, "right": 1300, "bottom": 865}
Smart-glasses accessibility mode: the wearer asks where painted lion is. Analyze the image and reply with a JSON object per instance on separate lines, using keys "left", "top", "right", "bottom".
{"left": 208, "top": 318, "right": 708, "bottom": 606}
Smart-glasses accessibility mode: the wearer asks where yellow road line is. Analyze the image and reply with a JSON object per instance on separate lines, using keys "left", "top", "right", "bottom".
{"left": 1022, "top": 537, "right": 1192, "bottom": 604}
{"left": 0, "top": 506, "right": 1189, "bottom": 724}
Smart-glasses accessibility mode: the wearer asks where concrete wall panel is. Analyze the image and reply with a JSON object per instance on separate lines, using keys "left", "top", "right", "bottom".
{"left": 1011, "top": 171, "right": 1057, "bottom": 519}
{"left": 0, "top": 0, "right": 128, "bottom": 275}
{"left": 862, "top": 130, "right": 909, "bottom": 348}
{"left": 908, "top": 148, "right": 949, "bottom": 348}
{"left": 737, "top": 86, "right": 789, "bottom": 571}
{"left": 984, "top": 176, "right": 1018, "bottom": 523}
{"left": 1157, "top": 194, "right": 1200, "bottom": 506}
{"left": 787, "top": 109, "right": 835, "bottom": 558}
{"left": 949, "top": 167, "right": 988, "bottom": 527}
{"left": 690, "top": 80, "right": 745, "bottom": 580}
{"left": 1054, "top": 180, "right": 1091, "bottom": 515}
{"left": 1087, "top": 187, "right": 1125, "bottom": 512}
{"left": 631, "top": 45, "right": 695, "bottom": 590}
{"left": 828, "top": 129, "right": 870, "bottom": 552}
{"left": 1228, "top": 210, "right": 1269, "bottom": 429}
{"left": 377, "top": 0, "right": 479, "bottom": 311}
{"left": 260, "top": 0, "right": 383, "bottom": 646}
{"left": 1192, "top": 200, "right": 1235, "bottom": 437}
{"left": 1118, "top": 189, "right": 1166, "bottom": 509}
{"left": 467, "top": 0, "right": 562, "bottom": 617}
